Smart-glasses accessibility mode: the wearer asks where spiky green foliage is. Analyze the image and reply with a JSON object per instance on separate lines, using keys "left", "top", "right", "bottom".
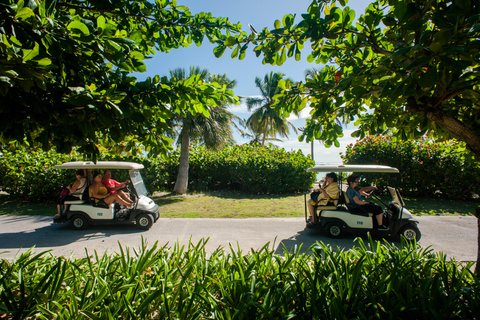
{"left": 1, "top": 237, "right": 479, "bottom": 319}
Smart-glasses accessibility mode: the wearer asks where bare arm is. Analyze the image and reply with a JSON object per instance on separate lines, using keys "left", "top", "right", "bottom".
{"left": 359, "top": 186, "right": 377, "bottom": 197}
{"left": 67, "top": 180, "right": 81, "bottom": 192}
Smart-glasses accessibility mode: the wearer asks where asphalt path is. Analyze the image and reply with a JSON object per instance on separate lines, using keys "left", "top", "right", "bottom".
{"left": 0, "top": 215, "right": 477, "bottom": 262}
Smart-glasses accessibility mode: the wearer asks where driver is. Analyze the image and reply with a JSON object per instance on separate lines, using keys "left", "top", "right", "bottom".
{"left": 346, "top": 174, "right": 388, "bottom": 230}
{"left": 101, "top": 170, "right": 134, "bottom": 206}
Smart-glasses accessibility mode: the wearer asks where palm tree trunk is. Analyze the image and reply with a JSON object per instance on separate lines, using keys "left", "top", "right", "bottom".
{"left": 475, "top": 207, "right": 480, "bottom": 274}
{"left": 173, "top": 127, "right": 190, "bottom": 194}
{"left": 261, "top": 124, "right": 268, "bottom": 146}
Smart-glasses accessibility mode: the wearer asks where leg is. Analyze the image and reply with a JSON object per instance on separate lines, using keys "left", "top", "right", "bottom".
{"left": 56, "top": 204, "right": 62, "bottom": 217}
{"left": 307, "top": 199, "right": 317, "bottom": 224}
{"left": 118, "top": 190, "right": 134, "bottom": 204}
{"left": 104, "top": 194, "right": 133, "bottom": 208}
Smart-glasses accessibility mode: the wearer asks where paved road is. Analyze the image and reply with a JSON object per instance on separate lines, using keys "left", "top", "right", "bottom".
{"left": 0, "top": 215, "right": 477, "bottom": 262}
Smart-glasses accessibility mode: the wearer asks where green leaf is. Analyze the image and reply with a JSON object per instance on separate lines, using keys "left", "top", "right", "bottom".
{"left": 224, "top": 36, "right": 237, "bottom": 46}
{"left": 213, "top": 45, "right": 226, "bottom": 58}
{"left": 295, "top": 48, "right": 301, "bottom": 61}
{"left": 22, "top": 43, "right": 40, "bottom": 61}
{"left": 330, "top": 7, "right": 343, "bottom": 22}
{"left": 278, "top": 48, "right": 286, "bottom": 65}
{"left": 282, "top": 14, "right": 294, "bottom": 28}
{"left": 35, "top": 57, "right": 52, "bottom": 66}
{"left": 351, "top": 86, "right": 368, "bottom": 97}
{"left": 342, "top": 7, "right": 355, "bottom": 26}
{"left": 15, "top": 7, "right": 35, "bottom": 20}
{"left": 394, "top": 2, "right": 408, "bottom": 21}
{"left": 274, "top": 20, "right": 281, "bottom": 29}
{"left": 67, "top": 20, "right": 91, "bottom": 36}
{"left": 97, "top": 16, "right": 106, "bottom": 30}
{"left": 231, "top": 45, "right": 239, "bottom": 59}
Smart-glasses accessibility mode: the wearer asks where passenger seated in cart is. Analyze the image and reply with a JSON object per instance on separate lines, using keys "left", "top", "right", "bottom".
{"left": 102, "top": 169, "right": 134, "bottom": 206}
{"left": 90, "top": 171, "right": 133, "bottom": 208}
{"left": 308, "top": 172, "right": 340, "bottom": 224}
{"left": 54, "top": 169, "right": 87, "bottom": 220}
{"left": 346, "top": 174, "right": 388, "bottom": 230}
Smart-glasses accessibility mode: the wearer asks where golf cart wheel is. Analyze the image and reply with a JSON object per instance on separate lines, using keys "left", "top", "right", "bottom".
{"left": 70, "top": 215, "right": 88, "bottom": 230}
{"left": 326, "top": 222, "right": 344, "bottom": 238}
{"left": 136, "top": 213, "right": 153, "bottom": 230}
{"left": 398, "top": 224, "right": 421, "bottom": 242}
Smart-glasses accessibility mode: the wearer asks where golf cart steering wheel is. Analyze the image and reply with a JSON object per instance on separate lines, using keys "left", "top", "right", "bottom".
{"left": 365, "top": 188, "right": 376, "bottom": 197}
{"left": 123, "top": 184, "right": 137, "bottom": 203}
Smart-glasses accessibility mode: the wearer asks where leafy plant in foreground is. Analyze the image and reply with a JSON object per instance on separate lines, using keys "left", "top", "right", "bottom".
{"left": 1, "top": 237, "right": 479, "bottom": 319}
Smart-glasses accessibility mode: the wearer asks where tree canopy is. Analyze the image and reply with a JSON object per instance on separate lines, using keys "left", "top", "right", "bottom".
{"left": 0, "top": 0, "right": 245, "bottom": 157}
{"left": 225, "top": 0, "right": 480, "bottom": 155}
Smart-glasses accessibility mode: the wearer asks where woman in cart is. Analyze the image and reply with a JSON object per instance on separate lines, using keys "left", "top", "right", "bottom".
{"left": 346, "top": 174, "right": 388, "bottom": 230}
{"left": 307, "top": 172, "right": 340, "bottom": 224}
{"left": 54, "top": 169, "right": 87, "bottom": 220}
{"left": 90, "top": 171, "right": 133, "bottom": 208}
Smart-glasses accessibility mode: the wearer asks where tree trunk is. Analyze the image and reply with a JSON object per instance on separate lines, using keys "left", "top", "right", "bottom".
{"left": 261, "top": 124, "right": 268, "bottom": 146}
{"left": 475, "top": 208, "right": 480, "bottom": 274}
{"left": 407, "top": 99, "right": 480, "bottom": 274}
{"left": 173, "top": 128, "right": 190, "bottom": 194}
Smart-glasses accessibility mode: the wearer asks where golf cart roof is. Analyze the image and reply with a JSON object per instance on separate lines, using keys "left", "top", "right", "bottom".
{"left": 53, "top": 161, "right": 144, "bottom": 170}
{"left": 307, "top": 164, "right": 399, "bottom": 173}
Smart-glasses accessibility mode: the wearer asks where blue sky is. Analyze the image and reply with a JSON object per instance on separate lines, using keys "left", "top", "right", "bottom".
{"left": 135, "top": 0, "right": 371, "bottom": 164}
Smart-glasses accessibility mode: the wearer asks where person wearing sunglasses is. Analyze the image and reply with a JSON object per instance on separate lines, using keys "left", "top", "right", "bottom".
{"left": 346, "top": 174, "right": 388, "bottom": 230}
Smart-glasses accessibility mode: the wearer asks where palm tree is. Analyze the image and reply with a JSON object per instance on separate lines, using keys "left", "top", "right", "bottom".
{"left": 167, "top": 66, "right": 239, "bottom": 194}
{"left": 246, "top": 72, "right": 298, "bottom": 146}
{"left": 239, "top": 119, "right": 283, "bottom": 145}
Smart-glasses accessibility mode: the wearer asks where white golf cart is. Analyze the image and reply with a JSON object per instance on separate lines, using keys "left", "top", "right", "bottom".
{"left": 53, "top": 161, "right": 160, "bottom": 230}
{"left": 306, "top": 164, "right": 421, "bottom": 241}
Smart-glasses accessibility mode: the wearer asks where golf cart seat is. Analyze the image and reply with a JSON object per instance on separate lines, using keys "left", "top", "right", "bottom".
{"left": 313, "top": 198, "right": 338, "bottom": 211}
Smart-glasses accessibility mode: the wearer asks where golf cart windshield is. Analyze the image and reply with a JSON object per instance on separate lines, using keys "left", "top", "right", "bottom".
{"left": 387, "top": 186, "right": 405, "bottom": 206}
{"left": 130, "top": 170, "right": 148, "bottom": 197}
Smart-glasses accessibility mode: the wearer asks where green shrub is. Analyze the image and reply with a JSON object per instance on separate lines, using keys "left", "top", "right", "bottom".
{"left": 1, "top": 238, "right": 478, "bottom": 319}
{"left": 341, "top": 136, "right": 480, "bottom": 200}
{"left": 0, "top": 149, "right": 79, "bottom": 202}
{"left": 158, "top": 144, "right": 316, "bottom": 193}
{"left": 0, "top": 145, "right": 315, "bottom": 202}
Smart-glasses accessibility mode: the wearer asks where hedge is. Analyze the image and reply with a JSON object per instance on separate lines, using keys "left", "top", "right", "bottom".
{"left": 0, "top": 145, "right": 315, "bottom": 202}
{"left": 157, "top": 144, "right": 315, "bottom": 194}
{"left": 341, "top": 136, "right": 480, "bottom": 200}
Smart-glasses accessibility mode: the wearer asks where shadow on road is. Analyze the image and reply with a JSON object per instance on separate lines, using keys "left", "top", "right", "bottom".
{"left": 0, "top": 215, "right": 145, "bottom": 252}
{"left": 274, "top": 226, "right": 401, "bottom": 256}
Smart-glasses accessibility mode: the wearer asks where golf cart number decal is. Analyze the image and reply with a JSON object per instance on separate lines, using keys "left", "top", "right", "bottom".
{"left": 97, "top": 212, "right": 103, "bottom": 216}
{"left": 357, "top": 221, "right": 363, "bottom": 225}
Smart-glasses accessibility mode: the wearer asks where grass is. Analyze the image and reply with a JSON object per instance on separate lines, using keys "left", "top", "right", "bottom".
{"left": 0, "top": 191, "right": 478, "bottom": 218}
{"left": 152, "top": 191, "right": 307, "bottom": 218}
